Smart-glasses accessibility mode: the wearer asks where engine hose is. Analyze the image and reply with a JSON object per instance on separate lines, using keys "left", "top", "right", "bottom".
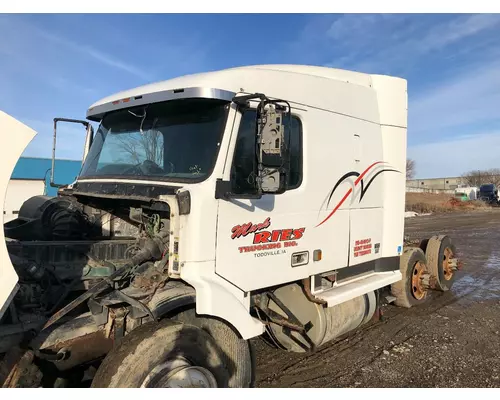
{"left": 34, "top": 348, "right": 67, "bottom": 362}
{"left": 40, "top": 264, "right": 132, "bottom": 330}
{"left": 44, "top": 279, "right": 79, "bottom": 316}
{"left": 41, "top": 237, "right": 164, "bottom": 331}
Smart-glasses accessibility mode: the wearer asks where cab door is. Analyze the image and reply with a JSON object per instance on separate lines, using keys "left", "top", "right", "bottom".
{"left": 214, "top": 107, "right": 350, "bottom": 292}
{"left": 347, "top": 125, "right": 385, "bottom": 266}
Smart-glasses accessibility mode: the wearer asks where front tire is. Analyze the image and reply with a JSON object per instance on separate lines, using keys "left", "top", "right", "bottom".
{"left": 91, "top": 319, "right": 232, "bottom": 388}
{"left": 171, "top": 308, "right": 254, "bottom": 388}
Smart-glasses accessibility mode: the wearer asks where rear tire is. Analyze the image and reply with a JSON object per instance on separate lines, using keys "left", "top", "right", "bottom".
{"left": 91, "top": 319, "right": 233, "bottom": 388}
{"left": 425, "top": 235, "right": 457, "bottom": 291}
{"left": 391, "top": 247, "right": 430, "bottom": 308}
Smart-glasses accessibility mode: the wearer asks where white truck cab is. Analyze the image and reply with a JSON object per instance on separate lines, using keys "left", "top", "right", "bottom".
{"left": 0, "top": 65, "right": 459, "bottom": 388}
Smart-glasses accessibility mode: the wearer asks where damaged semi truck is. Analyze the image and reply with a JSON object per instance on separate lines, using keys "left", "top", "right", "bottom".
{"left": 0, "top": 65, "right": 460, "bottom": 388}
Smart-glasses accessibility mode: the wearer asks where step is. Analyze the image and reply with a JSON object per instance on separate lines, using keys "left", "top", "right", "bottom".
{"left": 315, "top": 271, "right": 402, "bottom": 307}
{"left": 385, "top": 295, "right": 397, "bottom": 304}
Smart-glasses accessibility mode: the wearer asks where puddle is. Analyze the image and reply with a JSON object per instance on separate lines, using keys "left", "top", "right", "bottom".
{"left": 485, "top": 251, "right": 500, "bottom": 270}
{"left": 452, "top": 262, "right": 500, "bottom": 302}
{"left": 405, "top": 215, "right": 500, "bottom": 304}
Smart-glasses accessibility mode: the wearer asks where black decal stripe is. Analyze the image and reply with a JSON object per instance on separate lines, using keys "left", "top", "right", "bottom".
{"left": 327, "top": 171, "right": 360, "bottom": 207}
{"left": 360, "top": 169, "right": 400, "bottom": 201}
{"left": 317, "top": 162, "right": 402, "bottom": 228}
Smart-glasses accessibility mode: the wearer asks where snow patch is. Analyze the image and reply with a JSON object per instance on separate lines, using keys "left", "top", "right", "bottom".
{"left": 405, "top": 211, "right": 432, "bottom": 218}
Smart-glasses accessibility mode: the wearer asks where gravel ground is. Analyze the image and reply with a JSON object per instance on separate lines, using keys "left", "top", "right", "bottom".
{"left": 254, "top": 210, "right": 500, "bottom": 388}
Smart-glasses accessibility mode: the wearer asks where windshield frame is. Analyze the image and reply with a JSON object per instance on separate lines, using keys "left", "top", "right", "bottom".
{"left": 79, "top": 98, "right": 231, "bottom": 184}
{"left": 87, "top": 87, "right": 236, "bottom": 121}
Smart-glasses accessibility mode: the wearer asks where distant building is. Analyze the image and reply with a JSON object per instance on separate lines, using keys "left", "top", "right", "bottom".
{"left": 4, "top": 157, "right": 82, "bottom": 223}
{"left": 406, "top": 176, "right": 464, "bottom": 192}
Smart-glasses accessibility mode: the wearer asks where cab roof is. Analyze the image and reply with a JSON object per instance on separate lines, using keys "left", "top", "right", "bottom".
{"left": 87, "top": 64, "right": 407, "bottom": 128}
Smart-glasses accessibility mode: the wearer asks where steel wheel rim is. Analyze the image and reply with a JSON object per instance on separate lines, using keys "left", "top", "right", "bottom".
{"left": 411, "top": 261, "right": 427, "bottom": 300}
{"left": 141, "top": 357, "right": 218, "bottom": 388}
{"left": 443, "top": 247, "right": 454, "bottom": 281}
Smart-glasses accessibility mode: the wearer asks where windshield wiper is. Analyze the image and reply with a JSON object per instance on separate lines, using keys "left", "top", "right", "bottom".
{"left": 122, "top": 162, "right": 145, "bottom": 176}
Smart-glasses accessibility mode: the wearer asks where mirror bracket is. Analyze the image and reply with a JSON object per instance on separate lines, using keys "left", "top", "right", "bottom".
{"left": 215, "top": 179, "right": 262, "bottom": 200}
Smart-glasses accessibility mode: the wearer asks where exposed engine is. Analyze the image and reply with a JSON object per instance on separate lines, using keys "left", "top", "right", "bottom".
{"left": 1, "top": 194, "right": 172, "bottom": 359}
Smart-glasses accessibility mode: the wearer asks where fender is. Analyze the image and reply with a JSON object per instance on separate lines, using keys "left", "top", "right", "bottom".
{"left": 181, "top": 260, "right": 265, "bottom": 340}
{"left": 0, "top": 111, "right": 37, "bottom": 319}
{"left": 148, "top": 280, "right": 196, "bottom": 318}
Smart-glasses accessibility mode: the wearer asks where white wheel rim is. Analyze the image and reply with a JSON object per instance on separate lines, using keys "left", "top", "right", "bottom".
{"left": 141, "top": 357, "right": 218, "bottom": 388}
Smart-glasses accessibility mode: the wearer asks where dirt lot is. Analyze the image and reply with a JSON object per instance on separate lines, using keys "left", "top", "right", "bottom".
{"left": 405, "top": 192, "right": 488, "bottom": 214}
{"left": 254, "top": 210, "right": 500, "bottom": 388}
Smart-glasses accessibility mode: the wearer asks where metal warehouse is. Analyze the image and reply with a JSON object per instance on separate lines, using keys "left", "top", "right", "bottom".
{"left": 4, "top": 157, "right": 81, "bottom": 222}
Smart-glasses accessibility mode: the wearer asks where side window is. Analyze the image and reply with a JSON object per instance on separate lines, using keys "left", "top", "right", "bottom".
{"left": 230, "top": 110, "right": 302, "bottom": 194}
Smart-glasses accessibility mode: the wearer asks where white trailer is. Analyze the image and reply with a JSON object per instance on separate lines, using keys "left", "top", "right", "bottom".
{"left": 454, "top": 186, "right": 478, "bottom": 201}
{"left": 0, "top": 65, "right": 460, "bottom": 388}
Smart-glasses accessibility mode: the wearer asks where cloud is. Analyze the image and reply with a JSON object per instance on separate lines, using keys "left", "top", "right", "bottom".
{"left": 408, "top": 130, "right": 500, "bottom": 178}
{"left": 29, "top": 25, "right": 152, "bottom": 81}
{"left": 285, "top": 14, "right": 500, "bottom": 177}
{"left": 293, "top": 14, "right": 500, "bottom": 75}
{"left": 49, "top": 77, "right": 98, "bottom": 96}
{"left": 82, "top": 46, "right": 149, "bottom": 80}
{"left": 417, "top": 13, "right": 500, "bottom": 53}
{"left": 0, "top": 15, "right": 152, "bottom": 81}
{"left": 408, "top": 63, "right": 500, "bottom": 178}
{"left": 0, "top": 15, "right": 212, "bottom": 161}
{"left": 409, "top": 61, "right": 500, "bottom": 138}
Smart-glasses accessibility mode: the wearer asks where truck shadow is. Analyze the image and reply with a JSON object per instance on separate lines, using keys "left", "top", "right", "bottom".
{"left": 229, "top": 195, "right": 276, "bottom": 212}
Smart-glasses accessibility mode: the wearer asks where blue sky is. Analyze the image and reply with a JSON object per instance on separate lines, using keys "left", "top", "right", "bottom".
{"left": 1, "top": 13, "right": 500, "bottom": 178}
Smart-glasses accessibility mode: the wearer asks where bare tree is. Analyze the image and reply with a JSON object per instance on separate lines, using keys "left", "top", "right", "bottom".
{"left": 114, "top": 130, "right": 164, "bottom": 166}
{"left": 406, "top": 159, "right": 416, "bottom": 180}
{"left": 490, "top": 168, "right": 500, "bottom": 187}
{"left": 461, "top": 168, "right": 500, "bottom": 187}
{"left": 462, "top": 170, "right": 484, "bottom": 188}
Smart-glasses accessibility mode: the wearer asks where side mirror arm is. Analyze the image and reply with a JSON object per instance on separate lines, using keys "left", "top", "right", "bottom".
{"left": 51, "top": 117, "right": 92, "bottom": 188}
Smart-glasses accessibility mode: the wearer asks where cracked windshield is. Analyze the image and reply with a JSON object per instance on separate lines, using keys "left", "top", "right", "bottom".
{"left": 80, "top": 98, "right": 228, "bottom": 181}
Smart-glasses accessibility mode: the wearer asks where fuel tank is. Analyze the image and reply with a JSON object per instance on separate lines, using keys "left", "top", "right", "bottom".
{"left": 267, "top": 283, "right": 376, "bottom": 352}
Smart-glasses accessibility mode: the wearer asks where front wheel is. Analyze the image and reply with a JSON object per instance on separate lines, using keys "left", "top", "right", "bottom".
{"left": 91, "top": 319, "right": 233, "bottom": 388}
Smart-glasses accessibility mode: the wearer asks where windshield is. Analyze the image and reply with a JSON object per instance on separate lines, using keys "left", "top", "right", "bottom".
{"left": 80, "top": 98, "right": 229, "bottom": 182}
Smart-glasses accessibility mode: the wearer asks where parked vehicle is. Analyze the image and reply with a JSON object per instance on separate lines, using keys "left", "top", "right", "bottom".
{"left": 454, "top": 186, "right": 478, "bottom": 201}
{"left": 0, "top": 65, "right": 461, "bottom": 388}
{"left": 478, "top": 184, "right": 499, "bottom": 204}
